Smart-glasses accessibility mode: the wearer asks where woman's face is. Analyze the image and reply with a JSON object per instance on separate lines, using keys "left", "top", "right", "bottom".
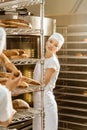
{"left": 45, "top": 39, "right": 59, "bottom": 54}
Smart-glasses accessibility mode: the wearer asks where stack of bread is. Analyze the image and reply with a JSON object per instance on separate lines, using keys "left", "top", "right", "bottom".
{"left": 0, "top": 52, "right": 41, "bottom": 86}
{"left": 0, "top": 18, "right": 32, "bottom": 28}
{"left": 3, "top": 49, "right": 29, "bottom": 60}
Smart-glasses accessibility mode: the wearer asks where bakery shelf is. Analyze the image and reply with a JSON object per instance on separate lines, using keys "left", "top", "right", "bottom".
{"left": 60, "top": 70, "right": 87, "bottom": 75}
{"left": 59, "top": 55, "right": 87, "bottom": 59}
{"left": 59, "top": 120, "right": 87, "bottom": 128}
{"left": 12, "top": 85, "right": 41, "bottom": 96}
{"left": 61, "top": 49, "right": 87, "bottom": 52}
{"left": 67, "top": 32, "right": 87, "bottom": 36}
{"left": 5, "top": 28, "right": 41, "bottom": 35}
{"left": 56, "top": 85, "right": 87, "bottom": 90}
{"left": 59, "top": 106, "right": 87, "bottom": 112}
{"left": 57, "top": 99, "right": 87, "bottom": 105}
{"left": 58, "top": 78, "right": 87, "bottom": 82}
{"left": 59, "top": 113, "right": 87, "bottom": 120}
{"left": 0, "top": 0, "right": 42, "bottom": 10}
{"left": 11, "top": 58, "right": 40, "bottom": 65}
{"left": 65, "top": 41, "right": 87, "bottom": 44}
{"left": 56, "top": 91, "right": 87, "bottom": 98}
{"left": 11, "top": 107, "right": 41, "bottom": 124}
{"left": 61, "top": 63, "right": 87, "bottom": 67}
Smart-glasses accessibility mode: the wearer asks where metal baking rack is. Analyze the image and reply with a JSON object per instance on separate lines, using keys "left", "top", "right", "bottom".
{"left": 11, "top": 108, "right": 41, "bottom": 124}
{"left": 5, "top": 28, "right": 41, "bottom": 35}
{"left": 11, "top": 58, "right": 40, "bottom": 65}
{"left": 12, "top": 85, "right": 41, "bottom": 96}
{"left": 0, "top": 0, "right": 42, "bottom": 10}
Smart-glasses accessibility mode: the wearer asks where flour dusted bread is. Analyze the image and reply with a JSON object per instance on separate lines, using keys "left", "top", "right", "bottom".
{"left": 13, "top": 99, "right": 30, "bottom": 109}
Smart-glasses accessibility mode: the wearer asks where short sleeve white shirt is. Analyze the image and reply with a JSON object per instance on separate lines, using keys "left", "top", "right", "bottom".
{"left": 0, "top": 84, "right": 13, "bottom": 122}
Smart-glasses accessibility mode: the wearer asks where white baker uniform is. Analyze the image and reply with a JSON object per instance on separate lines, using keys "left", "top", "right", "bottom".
{"left": 0, "top": 84, "right": 13, "bottom": 122}
{"left": 33, "top": 54, "right": 60, "bottom": 130}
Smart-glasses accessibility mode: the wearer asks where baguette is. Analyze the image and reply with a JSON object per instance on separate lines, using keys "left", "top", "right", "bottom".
{"left": 3, "top": 49, "right": 19, "bottom": 57}
{"left": 21, "top": 76, "right": 41, "bottom": 86}
{"left": 3, "top": 19, "right": 31, "bottom": 28}
{"left": 3, "top": 19, "right": 29, "bottom": 25}
{"left": 0, "top": 71, "right": 40, "bottom": 86}
{"left": 0, "top": 53, "right": 19, "bottom": 76}
{"left": 10, "top": 53, "right": 28, "bottom": 60}
{"left": 11, "top": 49, "right": 25, "bottom": 55}
{"left": 17, "top": 81, "right": 29, "bottom": 88}
{"left": 0, "top": 77, "right": 8, "bottom": 85}
{"left": 0, "top": 72, "right": 11, "bottom": 78}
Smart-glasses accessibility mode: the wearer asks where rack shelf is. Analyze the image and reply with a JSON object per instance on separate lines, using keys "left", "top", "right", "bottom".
{"left": 11, "top": 58, "right": 40, "bottom": 65}
{"left": 0, "top": 0, "right": 42, "bottom": 10}
{"left": 5, "top": 28, "right": 41, "bottom": 35}
{"left": 56, "top": 24, "right": 87, "bottom": 130}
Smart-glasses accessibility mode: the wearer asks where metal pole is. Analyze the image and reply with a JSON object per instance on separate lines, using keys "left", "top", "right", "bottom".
{"left": 40, "top": 0, "right": 45, "bottom": 130}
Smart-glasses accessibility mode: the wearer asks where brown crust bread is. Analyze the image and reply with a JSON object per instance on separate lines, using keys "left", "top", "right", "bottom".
{"left": 12, "top": 99, "right": 30, "bottom": 109}
{"left": 3, "top": 19, "right": 29, "bottom": 25}
{"left": 3, "top": 49, "right": 19, "bottom": 57}
{"left": 10, "top": 53, "right": 28, "bottom": 60}
{"left": 0, "top": 71, "right": 40, "bottom": 86}
{"left": 0, "top": 22, "right": 7, "bottom": 27}
{"left": 17, "top": 81, "right": 29, "bottom": 88}
{"left": 21, "top": 76, "right": 41, "bottom": 86}
{"left": 0, "top": 53, "right": 19, "bottom": 76}
{"left": 0, "top": 19, "right": 32, "bottom": 28}
{"left": 0, "top": 77, "right": 8, "bottom": 85}
{"left": 0, "top": 72, "right": 11, "bottom": 78}
{"left": 3, "top": 19, "right": 31, "bottom": 28}
{"left": 11, "top": 49, "right": 25, "bottom": 55}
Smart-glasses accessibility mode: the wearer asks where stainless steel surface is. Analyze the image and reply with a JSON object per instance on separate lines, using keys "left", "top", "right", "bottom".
{"left": 19, "top": 16, "right": 56, "bottom": 35}
{"left": 55, "top": 25, "right": 87, "bottom": 130}
{"left": 0, "top": 15, "right": 55, "bottom": 35}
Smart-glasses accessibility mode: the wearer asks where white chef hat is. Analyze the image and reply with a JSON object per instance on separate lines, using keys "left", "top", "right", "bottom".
{"left": 48, "top": 32, "right": 64, "bottom": 48}
{"left": 0, "top": 27, "right": 6, "bottom": 53}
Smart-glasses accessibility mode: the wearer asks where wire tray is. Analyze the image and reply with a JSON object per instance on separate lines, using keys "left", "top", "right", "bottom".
{"left": 11, "top": 107, "right": 41, "bottom": 124}
{"left": 0, "top": 0, "right": 42, "bottom": 10}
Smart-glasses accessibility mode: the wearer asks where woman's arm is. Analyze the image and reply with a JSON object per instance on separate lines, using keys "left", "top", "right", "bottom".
{"left": 44, "top": 68, "right": 55, "bottom": 85}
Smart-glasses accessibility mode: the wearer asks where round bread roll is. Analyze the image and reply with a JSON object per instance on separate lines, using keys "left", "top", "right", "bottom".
{"left": 12, "top": 99, "right": 30, "bottom": 109}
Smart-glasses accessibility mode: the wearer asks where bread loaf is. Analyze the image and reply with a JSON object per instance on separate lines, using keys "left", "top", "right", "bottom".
{"left": 10, "top": 53, "right": 28, "bottom": 60}
{"left": 0, "top": 77, "right": 8, "bottom": 85}
{"left": 21, "top": 76, "right": 41, "bottom": 86}
{"left": 0, "top": 53, "right": 19, "bottom": 76}
{"left": 0, "top": 71, "right": 40, "bottom": 86}
{"left": 3, "top": 19, "right": 31, "bottom": 28}
{"left": 12, "top": 99, "right": 30, "bottom": 109}
{"left": 3, "top": 49, "right": 19, "bottom": 57}
{"left": 0, "top": 72, "right": 10, "bottom": 78}
{"left": 17, "top": 81, "right": 29, "bottom": 88}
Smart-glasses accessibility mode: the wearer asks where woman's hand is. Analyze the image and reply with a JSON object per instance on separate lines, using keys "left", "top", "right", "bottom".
{"left": 5, "top": 71, "right": 22, "bottom": 91}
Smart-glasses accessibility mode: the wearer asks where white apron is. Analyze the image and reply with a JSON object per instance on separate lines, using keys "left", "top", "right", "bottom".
{"left": 33, "top": 55, "right": 60, "bottom": 130}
